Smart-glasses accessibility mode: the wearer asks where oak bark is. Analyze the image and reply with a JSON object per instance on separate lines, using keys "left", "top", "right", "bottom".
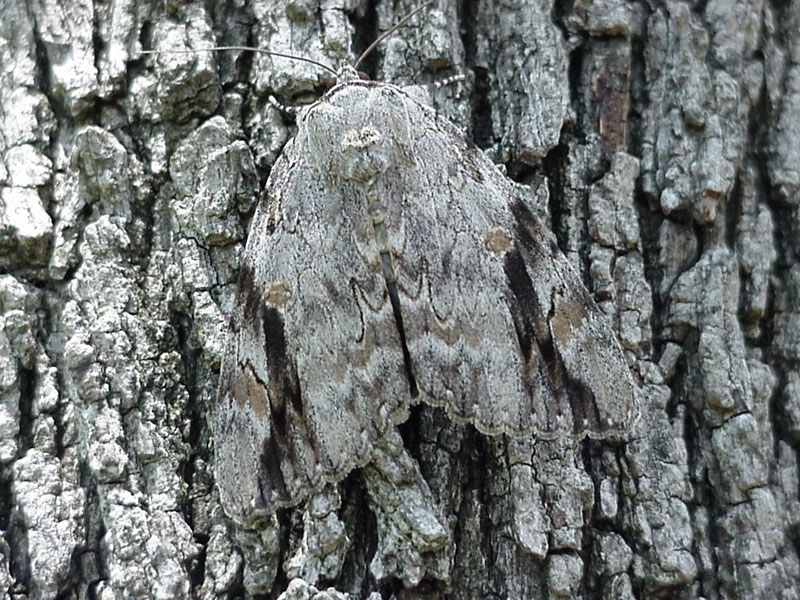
{"left": 1, "top": 0, "right": 798, "bottom": 599}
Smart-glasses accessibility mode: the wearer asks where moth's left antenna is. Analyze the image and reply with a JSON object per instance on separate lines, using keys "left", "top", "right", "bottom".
{"left": 353, "top": 0, "right": 434, "bottom": 71}
{"left": 142, "top": 46, "right": 338, "bottom": 76}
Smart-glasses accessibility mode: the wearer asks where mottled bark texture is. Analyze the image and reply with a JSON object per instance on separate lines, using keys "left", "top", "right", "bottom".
{"left": 0, "top": 0, "right": 797, "bottom": 599}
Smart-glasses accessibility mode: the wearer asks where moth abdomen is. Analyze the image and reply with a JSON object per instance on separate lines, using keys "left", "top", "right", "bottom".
{"left": 370, "top": 199, "right": 419, "bottom": 399}
{"left": 384, "top": 275, "right": 419, "bottom": 399}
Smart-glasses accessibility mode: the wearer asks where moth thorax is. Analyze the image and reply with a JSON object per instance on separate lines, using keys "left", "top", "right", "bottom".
{"left": 367, "top": 203, "right": 387, "bottom": 226}
{"left": 340, "top": 126, "right": 387, "bottom": 182}
{"left": 342, "top": 126, "right": 382, "bottom": 149}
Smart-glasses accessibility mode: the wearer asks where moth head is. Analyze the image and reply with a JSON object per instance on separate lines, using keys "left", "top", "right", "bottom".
{"left": 336, "top": 65, "right": 361, "bottom": 84}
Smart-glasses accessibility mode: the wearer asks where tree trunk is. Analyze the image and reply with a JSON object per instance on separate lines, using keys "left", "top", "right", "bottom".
{"left": 1, "top": 0, "right": 798, "bottom": 598}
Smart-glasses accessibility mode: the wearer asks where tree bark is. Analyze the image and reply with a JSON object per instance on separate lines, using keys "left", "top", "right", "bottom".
{"left": 1, "top": 0, "right": 798, "bottom": 599}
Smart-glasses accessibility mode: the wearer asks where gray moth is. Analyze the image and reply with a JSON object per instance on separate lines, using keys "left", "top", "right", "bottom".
{"left": 215, "top": 62, "right": 639, "bottom": 526}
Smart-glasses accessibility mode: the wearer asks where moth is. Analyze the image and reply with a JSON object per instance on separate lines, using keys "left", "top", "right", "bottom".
{"left": 213, "top": 8, "right": 638, "bottom": 527}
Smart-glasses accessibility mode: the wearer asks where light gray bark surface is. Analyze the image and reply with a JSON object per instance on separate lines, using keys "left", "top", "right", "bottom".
{"left": 0, "top": 0, "right": 798, "bottom": 599}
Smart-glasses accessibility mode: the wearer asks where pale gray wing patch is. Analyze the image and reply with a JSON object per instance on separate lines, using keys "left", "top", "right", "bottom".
{"left": 216, "top": 150, "right": 410, "bottom": 524}
{"left": 386, "top": 103, "right": 637, "bottom": 439}
{"left": 503, "top": 197, "right": 638, "bottom": 438}
{"left": 383, "top": 110, "right": 550, "bottom": 436}
{"left": 215, "top": 266, "right": 310, "bottom": 521}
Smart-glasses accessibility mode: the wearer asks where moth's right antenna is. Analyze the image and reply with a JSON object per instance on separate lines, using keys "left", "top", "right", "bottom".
{"left": 353, "top": 0, "right": 434, "bottom": 71}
